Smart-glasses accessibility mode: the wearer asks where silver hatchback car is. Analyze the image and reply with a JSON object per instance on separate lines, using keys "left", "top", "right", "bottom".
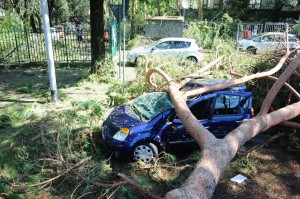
{"left": 237, "top": 32, "right": 300, "bottom": 54}
{"left": 127, "top": 37, "right": 204, "bottom": 65}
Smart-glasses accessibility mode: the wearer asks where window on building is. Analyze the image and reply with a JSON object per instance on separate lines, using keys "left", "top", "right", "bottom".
{"left": 249, "top": 0, "right": 261, "bottom": 9}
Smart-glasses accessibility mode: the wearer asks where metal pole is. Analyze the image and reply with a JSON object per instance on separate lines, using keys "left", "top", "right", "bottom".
{"left": 122, "top": 0, "right": 126, "bottom": 83}
{"left": 236, "top": 24, "right": 239, "bottom": 50}
{"left": 41, "top": 0, "right": 58, "bottom": 102}
{"left": 118, "top": 8, "right": 122, "bottom": 80}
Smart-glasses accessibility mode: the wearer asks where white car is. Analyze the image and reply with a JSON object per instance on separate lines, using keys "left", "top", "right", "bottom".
{"left": 50, "top": 27, "right": 60, "bottom": 40}
{"left": 127, "top": 37, "right": 204, "bottom": 64}
{"left": 237, "top": 32, "right": 300, "bottom": 54}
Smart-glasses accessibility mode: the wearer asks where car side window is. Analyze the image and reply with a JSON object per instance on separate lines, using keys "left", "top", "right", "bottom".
{"left": 274, "top": 35, "right": 284, "bottom": 42}
{"left": 189, "top": 98, "right": 214, "bottom": 120}
{"left": 261, "top": 35, "right": 275, "bottom": 42}
{"left": 289, "top": 36, "right": 298, "bottom": 42}
{"left": 214, "top": 94, "right": 249, "bottom": 115}
{"left": 155, "top": 41, "right": 172, "bottom": 50}
{"left": 169, "top": 98, "right": 214, "bottom": 121}
{"left": 171, "top": 41, "right": 188, "bottom": 49}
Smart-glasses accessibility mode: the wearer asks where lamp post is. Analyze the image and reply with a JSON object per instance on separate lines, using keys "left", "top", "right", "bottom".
{"left": 41, "top": 0, "right": 58, "bottom": 102}
{"left": 122, "top": 0, "right": 126, "bottom": 83}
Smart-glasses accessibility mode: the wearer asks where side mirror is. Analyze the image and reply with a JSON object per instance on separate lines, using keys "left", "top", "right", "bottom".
{"left": 172, "top": 119, "right": 182, "bottom": 125}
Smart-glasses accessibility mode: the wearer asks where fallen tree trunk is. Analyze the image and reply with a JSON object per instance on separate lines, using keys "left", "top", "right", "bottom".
{"left": 165, "top": 102, "right": 300, "bottom": 198}
{"left": 145, "top": 51, "right": 300, "bottom": 198}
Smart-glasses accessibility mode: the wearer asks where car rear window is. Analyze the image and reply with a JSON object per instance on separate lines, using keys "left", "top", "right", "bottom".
{"left": 289, "top": 36, "right": 298, "bottom": 42}
{"left": 171, "top": 41, "right": 190, "bottom": 49}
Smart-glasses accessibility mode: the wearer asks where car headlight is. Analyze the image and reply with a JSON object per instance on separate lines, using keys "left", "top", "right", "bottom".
{"left": 113, "top": 128, "right": 130, "bottom": 141}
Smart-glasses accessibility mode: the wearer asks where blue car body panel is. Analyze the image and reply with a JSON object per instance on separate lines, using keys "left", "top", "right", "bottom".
{"left": 102, "top": 80, "right": 253, "bottom": 159}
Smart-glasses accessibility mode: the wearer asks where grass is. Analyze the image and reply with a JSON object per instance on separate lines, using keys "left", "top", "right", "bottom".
{"left": 0, "top": 50, "right": 300, "bottom": 198}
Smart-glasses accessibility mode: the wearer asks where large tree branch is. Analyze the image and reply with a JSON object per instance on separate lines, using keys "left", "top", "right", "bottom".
{"left": 184, "top": 51, "right": 291, "bottom": 98}
{"left": 260, "top": 54, "right": 300, "bottom": 115}
{"left": 145, "top": 41, "right": 299, "bottom": 199}
{"left": 146, "top": 68, "right": 216, "bottom": 147}
{"left": 165, "top": 100, "right": 300, "bottom": 199}
{"left": 179, "top": 57, "right": 222, "bottom": 88}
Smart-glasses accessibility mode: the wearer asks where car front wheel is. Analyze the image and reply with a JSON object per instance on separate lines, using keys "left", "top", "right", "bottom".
{"left": 133, "top": 142, "right": 158, "bottom": 163}
{"left": 247, "top": 47, "right": 257, "bottom": 54}
{"left": 135, "top": 56, "right": 146, "bottom": 67}
{"left": 187, "top": 56, "right": 198, "bottom": 63}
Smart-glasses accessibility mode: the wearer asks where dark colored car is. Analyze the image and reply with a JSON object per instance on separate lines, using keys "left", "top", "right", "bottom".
{"left": 102, "top": 79, "right": 253, "bottom": 162}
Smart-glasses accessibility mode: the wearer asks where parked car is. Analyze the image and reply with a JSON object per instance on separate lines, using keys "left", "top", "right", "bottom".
{"left": 52, "top": 25, "right": 65, "bottom": 38}
{"left": 50, "top": 27, "right": 60, "bottom": 40}
{"left": 102, "top": 79, "right": 253, "bottom": 163}
{"left": 126, "top": 37, "right": 204, "bottom": 65}
{"left": 237, "top": 32, "right": 300, "bottom": 54}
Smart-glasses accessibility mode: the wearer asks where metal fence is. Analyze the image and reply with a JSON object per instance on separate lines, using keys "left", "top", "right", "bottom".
{"left": 0, "top": 27, "right": 93, "bottom": 65}
{"left": 236, "top": 22, "right": 298, "bottom": 39}
{"left": 1, "top": 21, "right": 298, "bottom": 65}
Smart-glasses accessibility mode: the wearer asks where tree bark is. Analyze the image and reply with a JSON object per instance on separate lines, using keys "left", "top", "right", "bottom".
{"left": 130, "top": 0, "right": 136, "bottom": 39}
{"left": 145, "top": 52, "right": 300, "bottom": 198}
{"left": 157, "top": 0, "right": 161, "bottom": 16}
{"left": 90, "top": 0, "right": 105, "bottom": 74}
{"left": 198, "top": 0, "right": 203, "bottom": 21}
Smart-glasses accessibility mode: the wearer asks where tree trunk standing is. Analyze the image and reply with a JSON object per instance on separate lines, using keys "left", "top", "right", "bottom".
{"left": 157, "top": 0, "right": 161, "bottom": 16}
{"left": 90, "top": 0, "right": 105, "bottom": 74}
{"left": 198, "top": 0, "right": 203, "bottom": 21}
{"left": 165, "top": 0, "right": 169, "bottom": 12}
{"left": 30, "top": 15, "right": 37, "bottom": 33}
{"left": 130, "top": 0, "right": 136, "bottom": 39}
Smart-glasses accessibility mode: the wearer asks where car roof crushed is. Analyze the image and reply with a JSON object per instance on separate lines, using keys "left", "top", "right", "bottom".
{"left": 181, "top": 78, "right": 246, "bottom": 92}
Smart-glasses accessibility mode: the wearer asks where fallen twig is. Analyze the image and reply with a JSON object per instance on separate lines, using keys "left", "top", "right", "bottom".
{"left": 118, "top": 173, "right": 160, "bottom": 199}
{"left": 25, "top": 157, "right": 91, "bottom": 187}
{"left": 246, "top": 132, "right": 285, "bottom": 158}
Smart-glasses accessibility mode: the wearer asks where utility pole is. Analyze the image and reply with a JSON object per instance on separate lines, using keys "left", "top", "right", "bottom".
{"left": 41, "top": 0, "right": 58, "bottom": 102}
{"left": 122, "top": 0, "right": 126, "bottom": 83}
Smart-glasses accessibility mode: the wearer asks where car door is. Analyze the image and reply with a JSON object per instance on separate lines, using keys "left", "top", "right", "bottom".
{"left": 160, "top": 94, "right": 216, "bottom": 146}
{"left": 257, "top": 34, "right": 277, "bottom": 53}
{"left": 168, "top": 41, "right": 190, "bottom": 60}
{"left": 210, "top": 91, "right": 252, "bottom": 138}
{"left": 151, "top": 41, "right": 173, "bottom": 57}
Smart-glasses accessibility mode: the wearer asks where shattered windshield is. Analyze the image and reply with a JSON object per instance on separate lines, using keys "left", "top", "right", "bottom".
{"left": 129, "top": 92, "right": 174, "bottom": 121}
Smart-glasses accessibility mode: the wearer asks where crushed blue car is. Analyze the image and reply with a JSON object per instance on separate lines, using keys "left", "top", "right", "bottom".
{"left": 102, "top": 79, "right": 253, "bottom": 162}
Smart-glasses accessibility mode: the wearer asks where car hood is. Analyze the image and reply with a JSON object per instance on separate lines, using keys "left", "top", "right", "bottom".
{"left": 129, "top": 46, "right": 150, "bottom": 54}
{"left": 104, "top": 105, "right": 144, "bottom": 136}
{"left": 238, "top": 39, "right": 252, "bottom": 44}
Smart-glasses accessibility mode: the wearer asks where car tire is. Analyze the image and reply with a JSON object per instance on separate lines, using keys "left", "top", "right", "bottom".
{"left": 135, "top": 56, "right": 146, "bottom": 67}
{"left": 133, "top": 142, "right": 158, "bottom": 163}
{"left": 187, "top": 56, "right": 198, "bottom": 63}
{"left": 247, "top": 47, "right": 256, "bottom": 54}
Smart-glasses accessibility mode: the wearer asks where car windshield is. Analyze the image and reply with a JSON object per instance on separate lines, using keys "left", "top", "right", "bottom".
{"left": 249, "top": 34, "right": 263, "bottom": 40}
{"left": 129, "top": 92, "right": 174, "bottom": 121}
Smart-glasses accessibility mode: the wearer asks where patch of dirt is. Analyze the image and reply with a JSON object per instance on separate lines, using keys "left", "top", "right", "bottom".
{"left": 214, "top": 143, "right": 300, "bottom": 199}
{"left": 0, "top": 65, "right": 299, "bottom": 198}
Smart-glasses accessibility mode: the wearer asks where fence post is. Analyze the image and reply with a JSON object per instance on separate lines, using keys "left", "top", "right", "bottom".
{"left": 13, "top": 27, "right": 21, "bottom": 65}
{"left": 64, "top": 28, "right": 69, "bottom": 65}
{"left": 24, "top": 27, "right": 31, "bottom": 63}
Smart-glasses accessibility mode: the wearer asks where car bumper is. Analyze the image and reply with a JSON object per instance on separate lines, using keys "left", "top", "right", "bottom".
{"left": 102, "top": 131, "right": 132, "bottom": 159}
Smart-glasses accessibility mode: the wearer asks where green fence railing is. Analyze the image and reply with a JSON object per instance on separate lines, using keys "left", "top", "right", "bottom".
{"left": 0, "top": 27, "right": 92, "bottom": 65}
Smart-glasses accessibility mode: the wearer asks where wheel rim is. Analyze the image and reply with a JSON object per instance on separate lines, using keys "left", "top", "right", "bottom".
{"left": 133, "top": 145, "right": 154, "bottom": 163}
{"left": 187, "top": 57, "right": 197, "bottom": 63}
